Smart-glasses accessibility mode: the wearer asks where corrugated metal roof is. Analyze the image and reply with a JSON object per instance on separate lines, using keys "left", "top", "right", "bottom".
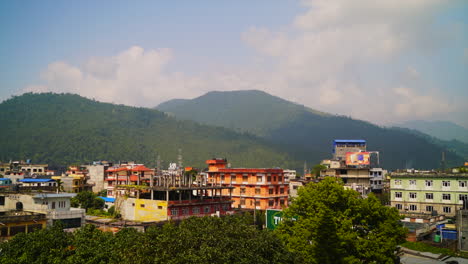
{"left": 19, "top": 178, "right": 56, "bottom": 183}
{"left": 33, "top": 193, "right": 76, "bottom": 198}
{"left": 0, "top": 178, "right": 11, "bottom": 181}
{"left": 333, "top": 139, "right": 366, "bottom": 143}
{"left": 98, "top": 196, "right": 115, "bottom": 203}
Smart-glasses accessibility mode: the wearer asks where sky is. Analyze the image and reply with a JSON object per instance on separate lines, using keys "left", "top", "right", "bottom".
{"left": 1, "top": 0, "right": 467, "bottom": 128}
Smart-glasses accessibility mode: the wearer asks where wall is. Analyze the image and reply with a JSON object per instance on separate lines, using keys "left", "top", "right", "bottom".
{"left": 119, "top": 197, "right": 168, "bottom": 222}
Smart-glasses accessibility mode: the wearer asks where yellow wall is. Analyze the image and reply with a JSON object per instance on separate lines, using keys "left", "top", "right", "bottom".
{"left": 134, "top": 199, "right": 168, "bottom": 222}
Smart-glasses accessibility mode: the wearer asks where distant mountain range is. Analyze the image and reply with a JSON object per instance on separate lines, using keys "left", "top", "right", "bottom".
{"left": 0, "top": 91, "right": 463, "bottom": 172}
{"left": 396, "top": 120, "right": 468, "bottom": 144}
{"left": 0, "top": 93, "right": 299, "bottom": 170}
{"left": 157, "top": 90, "right": 465, "bottom": 169}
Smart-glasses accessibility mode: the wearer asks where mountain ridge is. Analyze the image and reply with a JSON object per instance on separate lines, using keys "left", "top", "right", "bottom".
{"left": 156, "top": 90, "right": 464, "bottom": 169}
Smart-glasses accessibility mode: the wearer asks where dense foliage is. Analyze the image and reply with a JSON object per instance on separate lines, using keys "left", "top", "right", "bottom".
{"left": 0, "top": 216, "right": 291, "bottom": 264}
{"left": 157, "top": 90, "right": 464, "bottom": 169}
{"left": 278, "top": 177, "right": 407, "bottom": 264}
{"left": 0, "top": 93, "right": 298, "bottom": 169}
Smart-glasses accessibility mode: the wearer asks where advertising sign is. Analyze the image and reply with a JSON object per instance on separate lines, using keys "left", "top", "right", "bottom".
{"left": 346, "top": 152, "right": 370, "bottom": 166}
{"left": 266, "top": 209, "right": 297, "bottom": 230}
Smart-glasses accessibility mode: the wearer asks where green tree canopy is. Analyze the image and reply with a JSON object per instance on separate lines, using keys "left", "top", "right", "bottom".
{"left": 71, "top": 191, "right": 104, "bottom": 210}
{"left": 278, "top": 177, "right": 407, "bottom": 264}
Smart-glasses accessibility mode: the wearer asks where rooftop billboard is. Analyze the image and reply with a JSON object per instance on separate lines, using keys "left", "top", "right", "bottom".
{"left": 346, "top": 152, "right": 370, "bottom": 166}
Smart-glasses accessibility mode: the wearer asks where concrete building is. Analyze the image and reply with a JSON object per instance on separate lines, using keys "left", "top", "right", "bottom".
{"left": 51, "top": 166, "right": 92, "bottom": 193}
{"left": 332, "top": 139, "right": 366, "bottom": 160}
{"left": 0, "top": 192, "right": 85, "bottom": 228}
{"left": 206, "top": 159, "right": 288, "bottom": 210}
{"left": 369, "top": 168, "right": 387, "bottom": 193}
{"left": 85, "top": 161, "right": 112, "bottom": 193}
{"left": 105, "top": 164, "right": 154, "bottom": 198}
{"left": 283, "top": 170, "right": 296, "bottom": 183}
{"left": 0, "top": 161, "right": 48, "bottom": 176}
{"left": 390, "top": 172, "right": 468, "bottom": 217}
{"left": 0, "top": 211, "right": 47, "bottom": 240}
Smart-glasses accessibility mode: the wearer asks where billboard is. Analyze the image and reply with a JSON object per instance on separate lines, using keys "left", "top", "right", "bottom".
{"left": 266, "top": 209, "right": 297, "bottom": 230}
{"left": 346, "top": 152, "right": 370, "bottom": 166}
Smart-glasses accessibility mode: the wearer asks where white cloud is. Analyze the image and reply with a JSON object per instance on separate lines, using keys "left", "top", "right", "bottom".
{"left": 21, "top": 0, "right": 466, "bottom": 126}
{"left": 22, "top": 46, "right": 206, "bottom": 107}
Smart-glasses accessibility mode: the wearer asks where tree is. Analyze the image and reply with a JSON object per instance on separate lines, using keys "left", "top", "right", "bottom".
{"left": 71, "top": 191, "right": 104, "bottom": 211}
{"left": 278, "top": 177, "right": 407, "bottom": 264}
{"left": 311, "top": 164, "right": 327, "bottom": 178}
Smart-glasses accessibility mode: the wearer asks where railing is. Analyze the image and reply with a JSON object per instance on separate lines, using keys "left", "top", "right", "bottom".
{"left": 169, "top": 198, "right": 231, "bottom": 205}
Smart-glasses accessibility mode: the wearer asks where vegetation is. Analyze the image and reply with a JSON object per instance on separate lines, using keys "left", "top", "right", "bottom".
{"left": 71, "top": 191, "right": 105, "bottom": 211}
{"left": 401, "top": 241, "right": 454, "bottom": 256}
{"left": 0, "top": 93, "right": 299, "bottom": 169}
{"left": 278, "top": 177, "right": 407, "bottom": 263}
{"left": 0, "top": 216, "right": 291, "bottom": 264}
{"left": 157, "top": 90, "right": 464, "bottom": 169}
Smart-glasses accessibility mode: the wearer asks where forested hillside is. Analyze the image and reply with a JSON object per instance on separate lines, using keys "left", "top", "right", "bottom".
{"left": 157, "top": 90, "right": 464, "bottom": 169}
{"left": 0, "top": 93, "right": 299, "bottom": 169}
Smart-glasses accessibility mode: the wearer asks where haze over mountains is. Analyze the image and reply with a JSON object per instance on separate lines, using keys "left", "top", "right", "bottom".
{"left": 157, "top": 90, "right": 465, "bottom": 169}
{"left": 396, "top": 120, "right": 468, "bottom": 144}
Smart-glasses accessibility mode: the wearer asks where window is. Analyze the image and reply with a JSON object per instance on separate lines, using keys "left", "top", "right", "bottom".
{"left": 425, "top": 180, "right": 433, "bottom": 187}
{"left": 409, "top": 204, "right": 417, "bottom": 211}
{"left": 394, "top": 179, "right": 402, "bottom": 185}
{"left": 460, "top": 181, "right": 467, "bottom": 188}
{"left": 267, "top": 176, "right": 271, "bottom": 182}
{"left": 409, "top": 180, "right": 416, "bottom": 185}
{"left": 279, "top": 200, "right": 284, "bottom": 205}
{"left": 140, "top": 204, "right": 145, "bottom": 208}
{"left": 273, "top": 176, "right": 277, "bottom": 181}
{"left": 255, "top": 188, "right": 261, "bottom": 195}
{"left": 459, "top": 194, "right": 468, "bottom": 201}
{"left": 222, "top": 204, "right": 229, "bottom": 211}
{"left": 0, "top": 196, "right": 4, "bottom": 206}
{"left": 426, "top": 206, "right": 433, "bottom": 212}
{"left": 443, "top": 206, "right": 451, "bottom": 213}
{"left": 242, "top": 175, "right": 248, "bottom": 182}
{"left": 231, "top": 175, "right": 236, "bottom": 182}
{"left": 280, "top": 188, "right": 284, "bottom": 194}
{"left": 240, "top": 188, "right": 246, "bottom": 194}
{"left": 240, "top": 199, "right": 246, "bottom": 205}
{"left": 221, "top": 175, "right": 225, "bottom": 181}
{"left": 269, "top": 189, "right": 274, "bottom": 194}
{"left": 214, "top": 205, "right": 220, "bottom": 212}
{"left": 268, "top": 200, "right": 274, "bottom": 207}
{"left": 425, "top": 193, "right": 433, "bottom": 200}
{"left": 443, "top": 193, "right": 451, "bottom": 200}
{"left": 293, "top": 185, "right": 298, "bottom": 190}
{"left": 395, "top": 192, "right": 402, "bottom": 198}
{"left": 192, "top": 207, "right": 200, "bottom": 214}
{"left": 278, "top": 176, "right": 283, "bottom": 182}
{"left": 51, "top": 202, "right": 56, "bottom": 209}
{"left": 182, "top": 208, "right": 189, "bottom": 215}
{"left": 158, "top": 206, "right": 163, "bottom": 210}
{"left": 255, "top": 200, "right": 260, "bottom": 206}
{"left": 204, "top": 206, "right": 211, "bottom": 213}
{"left": 257, "top": 176, "right": 263, "bottom": 182}
{"left": 409, "top": 192, "right": 417, "bottom": 199}
{"left": 395, "top": 204, "right": 402, "bottom": 210}
{"left": 442, "top": 181, "right": 451, "bottom": 187}
{"left": 171, "top": 208, "right": 178, "bottom": 216}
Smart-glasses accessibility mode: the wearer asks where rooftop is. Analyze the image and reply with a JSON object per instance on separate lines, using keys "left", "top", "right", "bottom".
{"left": 19, "top": 178, "right": 55, "bottom": 183}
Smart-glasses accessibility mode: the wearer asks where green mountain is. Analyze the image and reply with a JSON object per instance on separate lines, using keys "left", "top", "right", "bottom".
{"left": 0, "top": 93, "right": 299, "bottom": 169}
{"left": 157, "top": 90, "right": 464, "bottom": 169}
{"left": 396, "top": 120, "right": 468, "bottom": 144}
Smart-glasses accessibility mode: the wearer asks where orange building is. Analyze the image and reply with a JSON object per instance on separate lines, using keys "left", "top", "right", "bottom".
{"left": 105, "top": 164, "right": 154, "bottom": 198}
{"left": 206, "top": 159, "right": 288, "bottom": 210}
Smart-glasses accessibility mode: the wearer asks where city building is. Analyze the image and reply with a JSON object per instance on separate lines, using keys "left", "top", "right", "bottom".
{"left": 52, "top": 166, "right": 92, "bottom": 193}
{"left": 369, "top": 168, "right": 387, "bottom": 193}
{"left": 0, "top": 211, "right": 47, "bottom": 240}
{"left": 85, "top": 161, "right": 112, "bottom": 193}
{"left": 104, "top": 163, "right": 154, "bottom": 198}
{"left": 0, "top": 161, "right": 48, "bottom": 176}
{"left": 206, "top": 158, "right": 288, "bottom": 210}
{"left": 283, "top": 170, "right": 296, "bottom": 183}
{"left": 390, "top": 172, "right": 468, "bottom": 217}
{"left": 320, "top": 140, "right": 375, "bottom": 196}
{"left": 0, "top": 192, "right": 85, "bottom": 228}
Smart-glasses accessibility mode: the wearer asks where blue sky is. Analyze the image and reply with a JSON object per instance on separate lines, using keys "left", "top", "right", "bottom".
{"left": 1, "top": 0, "right": 467, "bottom": 128}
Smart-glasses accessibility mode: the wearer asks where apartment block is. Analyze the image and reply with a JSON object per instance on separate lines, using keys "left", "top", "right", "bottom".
{"left": 390, "top": 172, "right": 468, "bottom": 217}
{"left": 206, "top": 159, "right": 288, "bottom": 210}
